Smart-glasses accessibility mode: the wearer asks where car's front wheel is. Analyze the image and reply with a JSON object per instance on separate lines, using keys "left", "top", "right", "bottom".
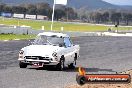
{"left": 69, "top": 53, "right": 77, "bottom": 69}
{"left": 19, "top": 61, "right": 27, "bottom": 68}
{"left": 68, "top": 62, "right": 75, "bottom": 69}
{"left": 56, "top": 56, "right": 65, "bottom": 71}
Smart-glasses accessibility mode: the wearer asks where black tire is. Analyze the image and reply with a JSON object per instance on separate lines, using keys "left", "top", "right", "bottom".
{"left": 76, "top": 75, "right": 86, "bottom": 85}
{"left": 68, "top": 63, "right": 75, "bottom": 69}
{"left": 19, "top": 61, "right": 27, "bottom": 68}
{"left": 68, "top": 53, "right": 77, "bottom": 69}
{"left": 56, "top": 56, "right": 65, "bottom": 71}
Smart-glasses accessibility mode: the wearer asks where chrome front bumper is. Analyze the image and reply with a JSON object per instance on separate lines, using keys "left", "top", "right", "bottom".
{"left": 18, "top": 59, "right": 59, "bottom": 65}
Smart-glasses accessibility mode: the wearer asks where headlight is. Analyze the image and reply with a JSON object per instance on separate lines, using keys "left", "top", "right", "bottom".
{"left": 19, "top": 50, "right": 24, "bottom": 55}
{"left": 19, "top": 50, "right": 24, "bottom": 59}
{"left": 52, "top": 52, "right": 57, "bottom": 57}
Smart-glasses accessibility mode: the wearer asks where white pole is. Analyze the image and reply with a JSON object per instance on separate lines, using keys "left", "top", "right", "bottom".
{"left": 42, "top": 26, "right": 45, "bottom": 30}
{"left": 51, "top": 0, "right": 56, "bottom": 31}
{"left": 61, "top": 27, "right": 64, "bottom": 31}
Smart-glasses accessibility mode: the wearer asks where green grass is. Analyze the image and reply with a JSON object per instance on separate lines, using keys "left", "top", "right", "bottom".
{"left": 0, "top": 17, "right": 132, "bottom": 32}
{"left": 0, "top": 34, "right": 36, "bottom": 40}
{"left": 0, "top": 17, "right": 108, "bottom": 31}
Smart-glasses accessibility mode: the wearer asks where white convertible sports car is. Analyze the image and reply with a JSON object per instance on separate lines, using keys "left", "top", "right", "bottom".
{"left": 18, "top": 32, "right": 80, "bottom": 70}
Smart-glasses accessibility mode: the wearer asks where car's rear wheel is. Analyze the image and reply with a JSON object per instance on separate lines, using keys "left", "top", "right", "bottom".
{"left": 19, "top": 61, "right": 27, "bottom": 68}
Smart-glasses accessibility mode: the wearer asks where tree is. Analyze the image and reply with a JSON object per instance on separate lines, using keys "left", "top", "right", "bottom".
{"left": 54, "top": 9, "right": 66, "bottom": 21}
{"left": 123, "top": 13, "right": 132, "bottom": 25}
{"left": 94, "top": 12, "right": 102, "bottom": 23}
{"left": 111, "top": 12, "right": 122, "bottom": 25}
{"left": 12, "top": 6, "right": 27, "bottom": 14}
{"left": 25, "top": 4, "right": 37, "bottom": 15}
{"left": 36, "top": 3, "right": 51, "bottom": 16}
{"left": 65, "top": 7, "right": 77, "bottom": 20}
{"left": 102, "top": 12, "right": 109, "bottom": 23}
{"left": 0, "top": 3, "right": 5, "bottom": 13}
{"left": 3, "top": 5, "right": 12, "bottom": 13}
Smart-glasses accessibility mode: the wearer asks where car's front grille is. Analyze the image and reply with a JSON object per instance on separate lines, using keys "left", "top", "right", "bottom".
{"left": 25, "top": 56, "right": 51, "bottom": 61}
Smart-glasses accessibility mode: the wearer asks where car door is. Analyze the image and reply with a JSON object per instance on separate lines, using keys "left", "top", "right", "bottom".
{"left": 63, "top": 37, "right": 75, "bottom": 64}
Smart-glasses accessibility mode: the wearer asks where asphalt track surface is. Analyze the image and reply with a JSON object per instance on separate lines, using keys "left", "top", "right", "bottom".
{"left": 0, "top": 36, "right": 132, "bottom": 88}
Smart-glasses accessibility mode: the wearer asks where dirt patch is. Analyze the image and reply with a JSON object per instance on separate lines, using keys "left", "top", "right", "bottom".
{"left": 65, "top": 70, "right": 132, "bottom": 88}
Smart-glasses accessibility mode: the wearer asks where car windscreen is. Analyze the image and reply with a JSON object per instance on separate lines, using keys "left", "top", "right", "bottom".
{"left": 33, "top": 35, "right": 64, "bottom": 46}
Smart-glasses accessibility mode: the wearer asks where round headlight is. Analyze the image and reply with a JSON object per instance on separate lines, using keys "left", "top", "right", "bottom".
{"left": 19, "top": 50, "right": 24, "bottom": 54}
{"left": 52, "top": 52, "right": 57, "bottom": 57}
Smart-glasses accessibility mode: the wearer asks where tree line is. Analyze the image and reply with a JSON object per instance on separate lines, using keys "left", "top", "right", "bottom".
{"left": 0, "top": 3, "right": 77, "bottom": 21}
{"left": 1, "top": 3, "right": 132, "bottom": 25}
{"left": 78, "top": 9, "right": 132, "bottom": 25}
